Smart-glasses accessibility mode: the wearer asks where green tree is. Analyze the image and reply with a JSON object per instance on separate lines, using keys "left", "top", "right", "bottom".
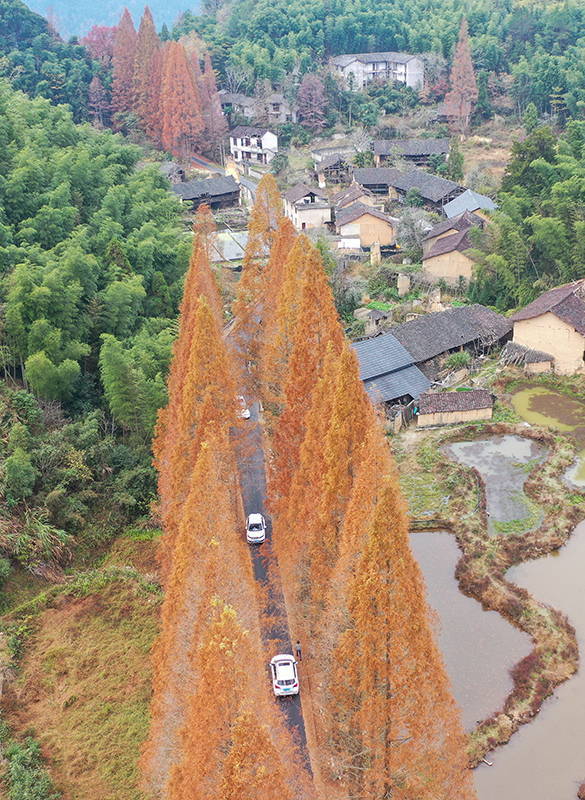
{"left": 5, "top": 447, "right": 37, "bottom": 500}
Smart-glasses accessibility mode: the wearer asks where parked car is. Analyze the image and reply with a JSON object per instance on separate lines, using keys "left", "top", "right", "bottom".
{"left": 246, "top": 513, "right": 266, "bottom": 544}
{"left": 270, "top": 654, "right": 299, "bottom": 697}
{"left": 236, "top": 395, "right": 250, "bottom": 419}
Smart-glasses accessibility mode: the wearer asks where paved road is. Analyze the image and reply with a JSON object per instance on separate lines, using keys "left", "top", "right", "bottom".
{"left": 233, "top": 400, "right": 310, "bottom": 761}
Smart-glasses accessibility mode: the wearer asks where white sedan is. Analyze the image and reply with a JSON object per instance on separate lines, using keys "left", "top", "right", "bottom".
{"left": 246, "top": 513, "right": 266, "bottom": 544}
{"left": 236, "top": 395, "right": 251, "bottom": 419}
{"left": 270, "top": 654, "right": 299, "bottom": 697}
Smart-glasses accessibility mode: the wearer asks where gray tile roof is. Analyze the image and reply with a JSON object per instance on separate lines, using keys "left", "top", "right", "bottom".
{"left": 500, "top": 341, "right": 554, "bottom": 365}
{"left": 353, "top": 167, "right": 403, "bottom": 187}
{"left": 331, "top": 51, "right": 419, "bottom": 66}
{"left": 333, "top": 184, "right": 375, "bottom": 208}
{"left": 511, "top": 280, "right": 585, "bottom": 337}
{"left": 319, "top": 153, "right": 348, "bottom": 170}
{"left": 352, "top": 333, "right": 431, "bottom": 402}
{"left": 354, "top": 167, "right": 462, "bottom": 203}
{"left": 390, "top": 305, "right": 513, "bottom": 363}
{"left": 172, "top": 175, "right": 239, "bottom": 202}
{"left": 283, "top": 183, "right": 327, "bottom": 203}
{"left": 418, "top": 389, "right": 493, "bottom": 414}
{"left": 374, "top": 138, "right": 450, "bottom": 157}
{"left": 443, "top": 189, "right": 497, "bottom": 218}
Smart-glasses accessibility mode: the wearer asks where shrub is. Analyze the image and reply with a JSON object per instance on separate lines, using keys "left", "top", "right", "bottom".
{"left": 444, "top": 351, "right": 471, "bottom": 370}
{"left": 5, "top": 448, "right": 37, "bottom": 501}
{"left": 5, "top": 737, "right": 61, "bottom": 800}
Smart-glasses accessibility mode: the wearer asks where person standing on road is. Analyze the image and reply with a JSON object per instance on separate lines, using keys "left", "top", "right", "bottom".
{"left": 295, "top": 640, "right": 302, "bottom": 661}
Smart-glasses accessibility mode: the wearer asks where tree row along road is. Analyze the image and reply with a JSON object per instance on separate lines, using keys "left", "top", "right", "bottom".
{"left": 233, "top": 398, "right": 311, "bottom": 768}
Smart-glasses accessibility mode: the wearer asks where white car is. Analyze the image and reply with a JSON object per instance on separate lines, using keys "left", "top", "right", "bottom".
{"left": 246, "top": 513, "right": 266, "bottom": 544}
{"left": 270, "top": 654, "right": 299, "bottom": 697}
{"left": 236, "top": 395, "right": 251, "bottom": 419}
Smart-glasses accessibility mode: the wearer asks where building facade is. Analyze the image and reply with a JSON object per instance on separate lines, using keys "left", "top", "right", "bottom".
{"left": 330, "top": 52, "right": 424, "bottom": 89}
{"left": 229, "top": 126, "right": 278, "bottom": 165}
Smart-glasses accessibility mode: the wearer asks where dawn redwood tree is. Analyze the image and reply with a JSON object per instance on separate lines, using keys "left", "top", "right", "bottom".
{"left": 111, "top": 8, "right": 137, "bottom": 127}
{"left": 297, "top": 73, "right": 328, "bottom": 131}
{"left": 147, "top": 44, "right": 165, "bottom": 146}
{"left": 88, "top": 76, "right": 110, "bottom": 126}
{"left": 270, "top": 244, "right": 343, "bottom": 509}
{"left": 444, "top": 17, "right": 478, "bottom": 131}
{"left": 202, "top": 51, "right": 228, "bottom": 157}
{"left": 161, "top": 41, "right": 205, "bottom": 160}
{"left": 328, "top": 454, "right": 477, "bottom": 799}
{"left": 134, "top": 6, "right": 160, "bottom": 130}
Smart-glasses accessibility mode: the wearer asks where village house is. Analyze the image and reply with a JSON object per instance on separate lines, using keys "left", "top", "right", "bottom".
{"left": 316, "top": 153, "right": 351, "bottom": 186}
{"left": 373, "top": 138, "right": 450, "bottom": 167}
{"left": 422, "top": 210, "right": 484, "bottom": 257}
{"left": 330, "top": 52, "right": 424, "bottom": 90}
{"left": 354, "top": 306, "right": 393, "bottom": 336}
{"left": 510, "top": 280, "right": 585, "bottom": 375}
{"left": 352, "top": 332, "right": 431, "bottom": 406}
{"left": 282, "top": 184, "right": 332, "bottom": 230}
{"left": 172, "top": 175, "right": 240, "bottom": 211}
{"left": 389, "top": 304, "right": 512, "bottom": 381}
{"left": 335, "top": 201, "right": 398, "bottom": 247}
{"left": 416, "top": 389, "right": 494, "bottom": 427}
{"left": 159, "top": 162, "right": 186, "bottom": 184}
{"left": 333, "top": 183, "right": 384, "bottom": 212}
{"left": 353, "top": 167, "right": 464, "bottom": 210}
{"left": 443, "top": 188, "right": 497, "bottom": 220}
{"left": 421, "top": 229, "right": 477, "bottom": 285}
{"left": 229, "top": 126, "right": 278, "bottom": 165}
{"left": 219, "top": 91, "right": 296, "bottom": 125}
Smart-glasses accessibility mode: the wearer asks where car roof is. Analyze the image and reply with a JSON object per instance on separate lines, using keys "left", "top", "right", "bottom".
{"left": 247, "top": 513, "right": 264, "bottom": 524}
{"left": 270, "top": 653, "right": 295, "bottom": 665}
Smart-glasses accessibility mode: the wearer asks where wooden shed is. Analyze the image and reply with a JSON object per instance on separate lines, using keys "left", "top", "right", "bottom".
{"left": 416, "top": 389, "right": 494, "bottom": 427}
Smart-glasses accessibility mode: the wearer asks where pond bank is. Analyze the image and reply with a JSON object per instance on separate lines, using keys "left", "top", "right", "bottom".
{"left": 399, "top": 419, "right": 585, "bottom": 767}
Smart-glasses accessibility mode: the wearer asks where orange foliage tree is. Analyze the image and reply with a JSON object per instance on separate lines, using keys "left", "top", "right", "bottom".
{"left": 111, "top": 7, "right": 137, "bottom": 126}
{"left": 161, "top": 41, "right": 205, "bottom": 160}
{"left": 134, "top": 6, "right": 160, "bottom": 130}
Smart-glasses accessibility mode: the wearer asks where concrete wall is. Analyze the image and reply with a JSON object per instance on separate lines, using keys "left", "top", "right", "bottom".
{"left": 417, "top": 406, "right": 493, "bottom": 427}
{"left": 514, "top": 313, "right": 585, "bottom": 375}
{"left": 422, "top": 250, "right": 475, "bottom": 284}
{"left": 284, "top": 199, "right": 331, "bottom": 230}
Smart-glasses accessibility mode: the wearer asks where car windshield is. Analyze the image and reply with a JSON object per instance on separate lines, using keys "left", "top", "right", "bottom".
{"left": 249, "top": 523, "right": 262, "bottom": 531}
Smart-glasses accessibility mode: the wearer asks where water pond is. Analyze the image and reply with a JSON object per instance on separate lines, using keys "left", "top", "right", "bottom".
{"left": 410, "top": 531, "right": 531, "bottom": 732}
{"left": 474, "top": 520, "right": 585, "bottom": 800}
{"left": 447, "top": 435, "right": 546, "bottom": 537}
{"left": 511, "top": 385, "right": 585, "bottom": 486}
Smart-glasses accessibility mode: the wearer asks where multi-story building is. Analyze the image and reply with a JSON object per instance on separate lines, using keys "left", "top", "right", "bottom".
{"left": 229, "top": 126, "right": 278, "bottom": 165}
{"left": 330, "top": 52, "right": 424, "bottom": 90}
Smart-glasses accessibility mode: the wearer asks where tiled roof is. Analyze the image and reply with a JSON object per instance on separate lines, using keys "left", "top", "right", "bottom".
{"left": 443, "top": 189, "right": 497, "bottom": 218}
{"left": 511, "top": 281, "right": 585, "bottom": 336}
{"left": 500, "top": 341, "right": 554, "bottom": 365}
{"left": 423, "top": 229, "right": 473, "bottom": 260}
{"left": 364, "top": 366, "right": 431, "bottom": 403}
{"left": 335, "top": 201, "right": 398, "bottom": 227}
{"left": 353, "top": 167, "right": 403, "bottom": 187}
{"left": 390, "top": 305, "right": 512, "bottom": 363}
{"left": 374, "top": 138, "right": 450, "bottom": 157}
{"left": 331, "top": 51, "right": 418, "bottom": 66}
{"left": 424, "top": 210, "right": 484, "bottom": 241}
{"left": 333, "top": 184, "right": 375, "bottom": 208}
{"left": 418, "top": 389, "right": 493, "bottom": 414}
{"left": 172, "top": 175, "right": 239, "bottom": 201}
{"left": 354, "top": 167, "right": 462, "bottom": 203}
{"left": 319, "top": 153, "right": 348, "bottom": 170}
{"left": 352, "top": 333, "right": 415, "bottom": 380}
{"left": 229, "top": 125, "right": 272, "bottom": 138}
{"left": 283, "top": 183, "right": 328, "bottom": 203}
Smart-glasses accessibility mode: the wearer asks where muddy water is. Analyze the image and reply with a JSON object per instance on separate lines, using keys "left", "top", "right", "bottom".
{"left": 410, "top": 531, "right": 532, "bottom": 731}
{"left": 512, "top": 385, "right": 585, "bottom": 487}
{"left": 447, "top": 436, "right": 546, "bottom": 536}
{"left": 474, "top": 520, "right": 585, "bottom": 800}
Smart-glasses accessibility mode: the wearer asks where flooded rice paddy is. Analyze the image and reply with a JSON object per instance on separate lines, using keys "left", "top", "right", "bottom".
{"left": 512, "top": 385, "right": 585, "bottom": 486}
{"left": 409, "top": 531, "right": 531, "bottom": 731}
{"left": 474, "top": 520, "right": 585, "bottom": 800}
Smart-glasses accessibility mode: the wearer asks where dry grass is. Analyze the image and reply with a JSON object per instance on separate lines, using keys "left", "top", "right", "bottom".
{"left": 0, "top": 536, "right": 162, "bottom": 800}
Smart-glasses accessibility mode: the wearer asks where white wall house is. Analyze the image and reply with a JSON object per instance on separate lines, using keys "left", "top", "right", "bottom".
{"left": 229, "top": 126, "right": 278, "bottom": 165}
{"left": 282, "top": 184, "right": 332, "bottom": 230}
{"left": 330, "top": 52, "right": 424, "bottom": 90}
